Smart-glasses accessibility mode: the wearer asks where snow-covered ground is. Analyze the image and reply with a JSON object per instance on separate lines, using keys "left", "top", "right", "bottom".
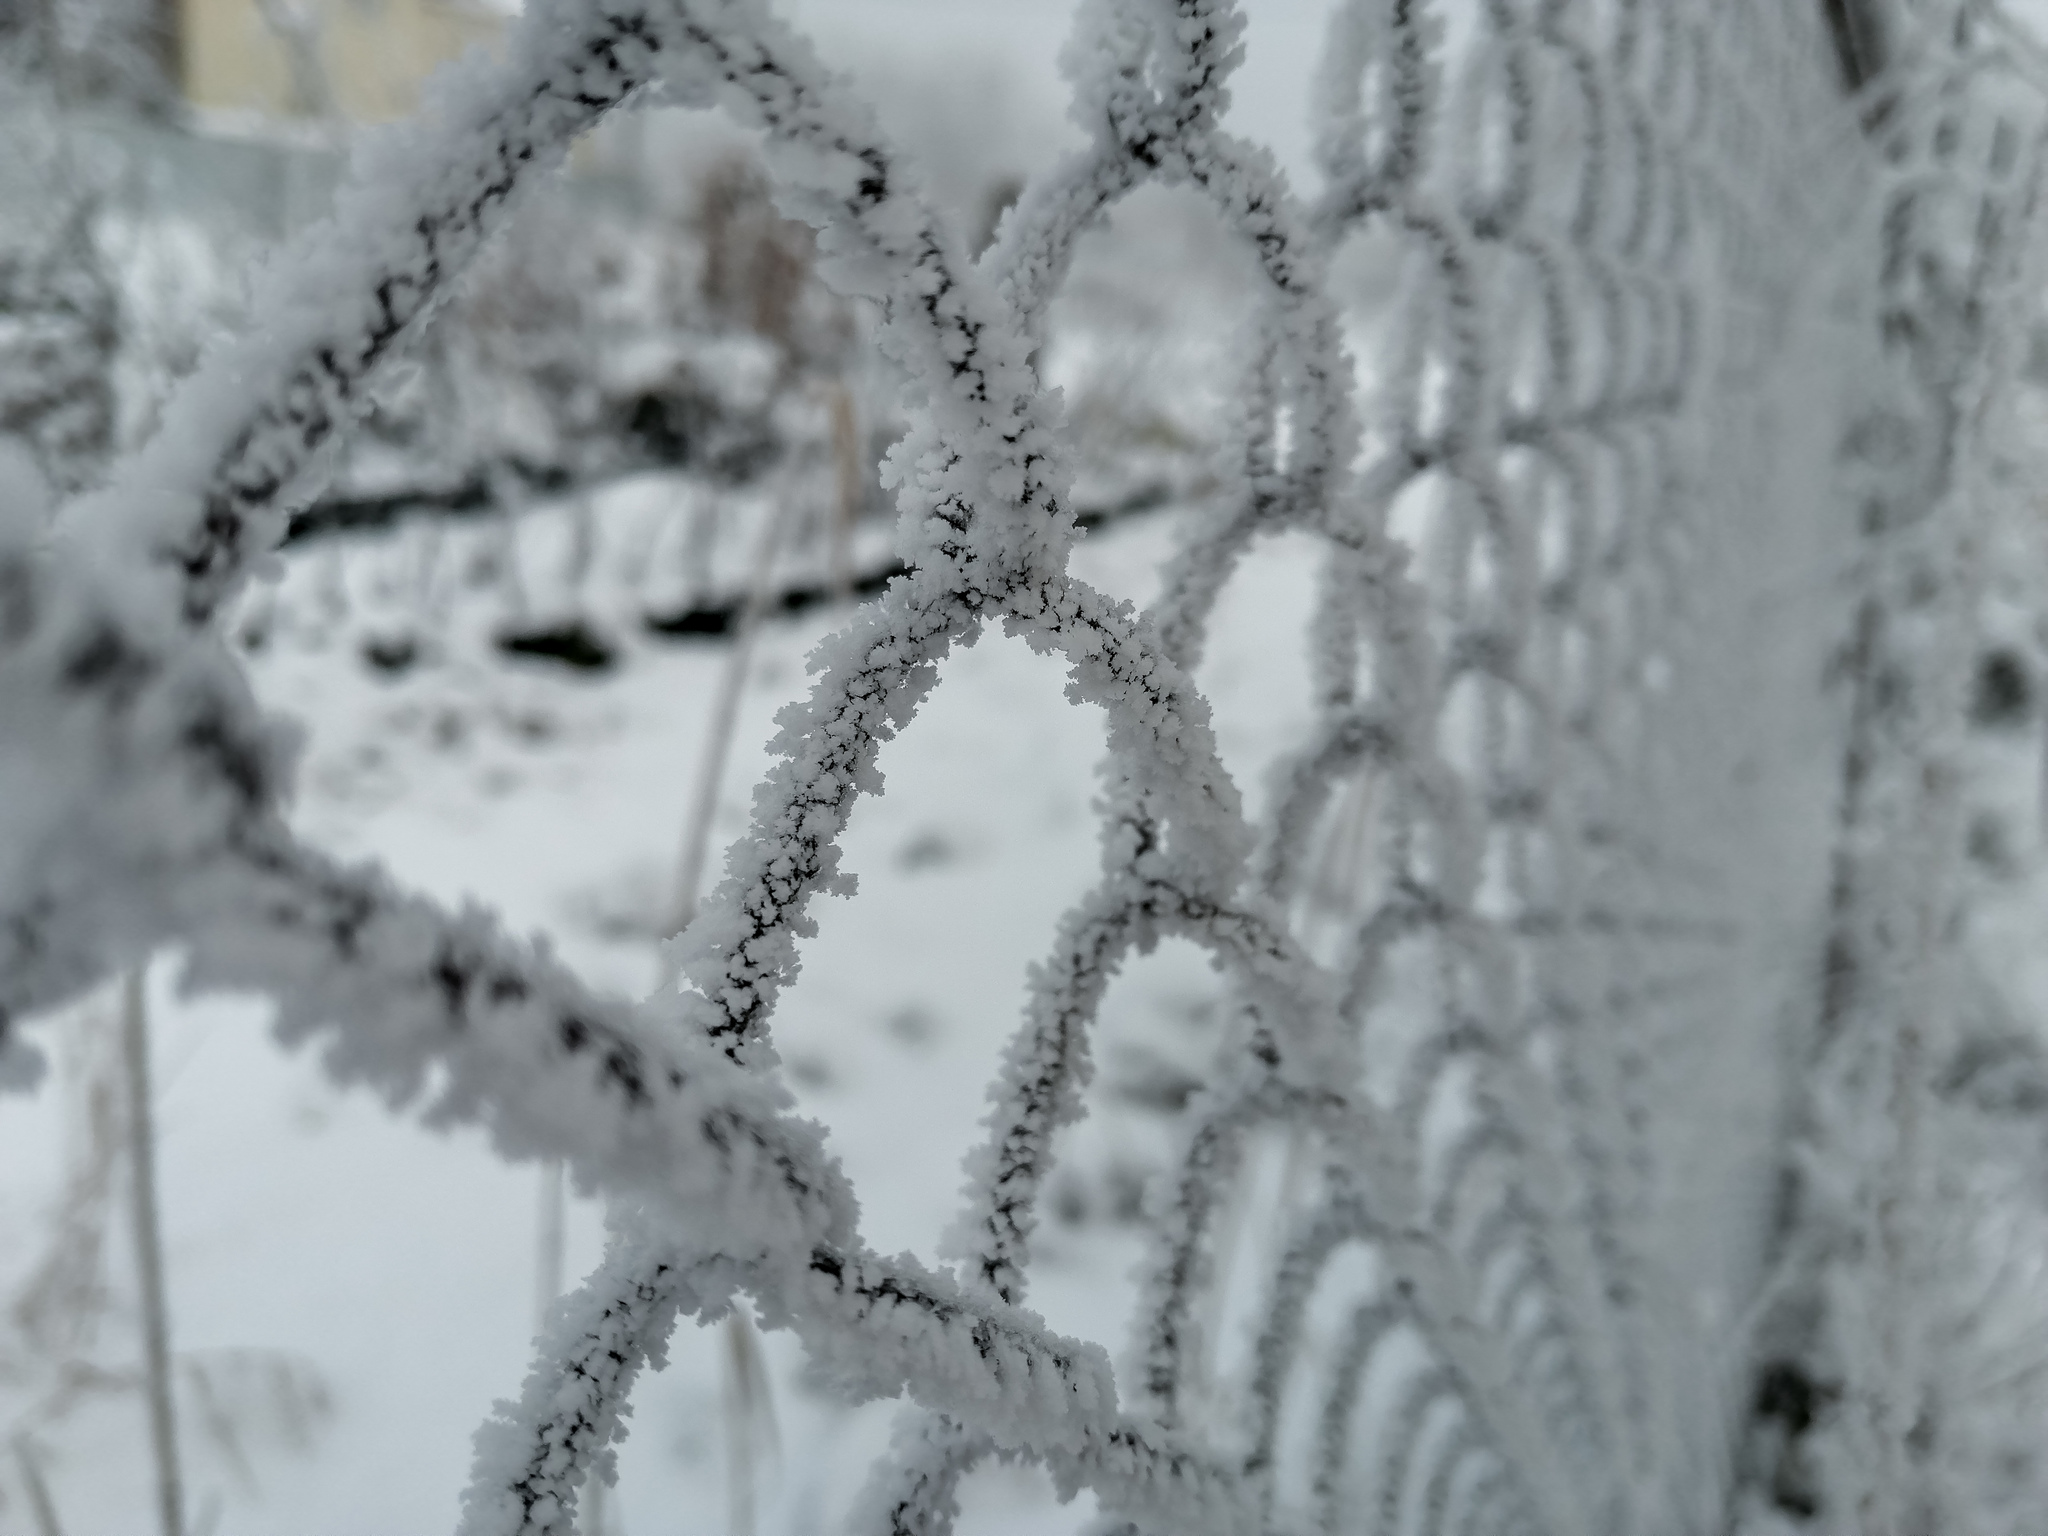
{"left": 12, "top": 5, "right": 2048, "bottom": 1533}
{"left": 0, "top": 14, "right": 1352, "bottom": 1521}
{"left": 0, "top": 490, "right": 1328, "bottom": 1536}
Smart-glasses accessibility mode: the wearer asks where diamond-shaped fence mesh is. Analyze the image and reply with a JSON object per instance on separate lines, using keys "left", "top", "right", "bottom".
{"left": 2, "top": 1, "right": 2046, "bottom": 1533}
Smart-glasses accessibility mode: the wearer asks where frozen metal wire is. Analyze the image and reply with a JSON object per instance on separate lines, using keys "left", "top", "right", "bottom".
{"left": 0, "top": 1, "right": 2042, "bottom": 1535}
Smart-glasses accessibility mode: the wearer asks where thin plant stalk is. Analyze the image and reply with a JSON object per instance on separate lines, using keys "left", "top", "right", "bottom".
{"left": 722, "top": 1309, "right": 780, "bottom": 1536}
{"left": 566, "top": 494, "right": 597, "bottom": 600}
{"left": 826, "top": 380, "right": 860, "bottom": 603}
{"left": 314, "top": 542, "right": 348, "bottom": 632}
{"left": 533, "top": 1161, "right": 593, "bottom": 1528}
{"left": 656, "top": 493, "right": 795, "bottom": 1536}
{"left": 12, "top": 1432, "right": 66, "bottom": 1536}
{"left": 536, "top": 1158, "right": 565, "bottom": 1334}
{"left": 411, "top": 515, "right": 445, "bottom": 653}
{"left": 120, "top": 965, "right": 184, "bottom": 1536}
{"left": 659, "top": 492, "right": 797, "bottom": 986}
{"left": 487, "top": 466, "right": 533, "bottom": 625}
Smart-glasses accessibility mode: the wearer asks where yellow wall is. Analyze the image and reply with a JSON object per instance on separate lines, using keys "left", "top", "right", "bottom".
{"left": 179, "top": 0, "right": 504, "bottom": 122}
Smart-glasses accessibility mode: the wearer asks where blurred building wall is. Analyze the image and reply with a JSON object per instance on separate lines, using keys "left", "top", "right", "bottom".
{"left": 177, "top": 0, "right": 503, "bottom": 121}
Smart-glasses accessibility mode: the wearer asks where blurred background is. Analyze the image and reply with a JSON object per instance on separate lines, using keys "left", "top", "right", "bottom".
{"left": 0, "top": 6, "right": 1354, "bottom": 1533}
{"left": 9, "top": 3, "right": 2048, "bottom": 1534}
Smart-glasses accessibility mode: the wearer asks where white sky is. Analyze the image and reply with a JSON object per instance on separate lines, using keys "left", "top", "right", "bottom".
{"left": 2010, "top": 0, "right": 2048, "bottom": 34}
{"left": 772, "top": 0, "right": 2048, "bottom": 201}
{"left": 774, "top": 0, "right": 1340, "bottom": 184}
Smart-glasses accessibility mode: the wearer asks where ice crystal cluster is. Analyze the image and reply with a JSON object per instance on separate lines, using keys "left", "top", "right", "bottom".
{"left": 2, "top": 0, "right": 2045, "bottom": 1533}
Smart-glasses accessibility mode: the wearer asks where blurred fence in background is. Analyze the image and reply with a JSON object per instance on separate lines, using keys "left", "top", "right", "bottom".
{"left": 8, "top": 3, "right": 2048, "bottom": 1536}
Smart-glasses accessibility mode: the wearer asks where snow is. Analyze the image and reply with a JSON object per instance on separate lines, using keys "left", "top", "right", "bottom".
{"left": 10, "top": 1, "right": 2048, "bottom": 1532}
{"left": 0, "top": 497, "right": 1263, "bottom": 1535}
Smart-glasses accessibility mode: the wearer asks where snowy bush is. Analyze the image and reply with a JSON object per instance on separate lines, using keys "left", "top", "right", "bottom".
{"left": 4, "top": 0, "right": 2048, "bottom": 1533}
